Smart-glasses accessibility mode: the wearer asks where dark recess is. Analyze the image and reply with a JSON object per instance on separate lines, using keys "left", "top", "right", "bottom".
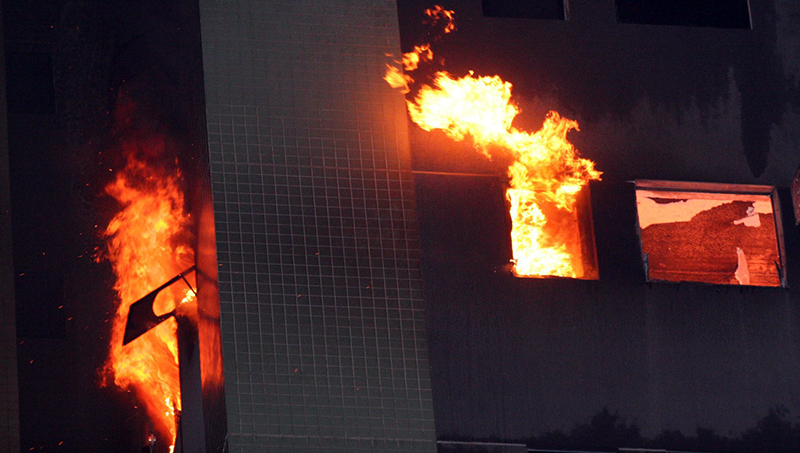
{"left": 616, "top": 0, "right": 752, "bottom": 29}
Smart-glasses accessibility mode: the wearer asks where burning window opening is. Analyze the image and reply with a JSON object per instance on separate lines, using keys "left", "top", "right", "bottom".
{"left": 386, "top": 6, "right": 601, "bottom": 279}
{"left": 635, "top": 180, "right": 786, "bottom": 287}
{"left": 509, "top": 182, "right": 599, "bottom": 280}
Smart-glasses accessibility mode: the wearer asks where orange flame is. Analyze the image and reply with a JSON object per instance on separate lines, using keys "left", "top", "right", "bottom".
{"left": 387, "top": 7, "right": 601, "bottom": 278}
{"left": 101, "top": 153, "right": 195, "bottom": 450}
{"left": 385, "top": 6, "right": 454, "bottom": 92}
{"left": 385, "top": 44, "right": 433, "bottom": 93}
{"left": 424, "top": 5, "right": 456, "bottom": 34}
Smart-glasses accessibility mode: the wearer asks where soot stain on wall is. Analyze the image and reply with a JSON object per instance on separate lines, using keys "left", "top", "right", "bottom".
{"left": 397, "top": 0, "right": 795, "bottom": 182}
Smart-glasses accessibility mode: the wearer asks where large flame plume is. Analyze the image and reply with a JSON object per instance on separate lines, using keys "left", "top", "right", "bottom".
{"left": 101, "top": 149, "right": 195, "bottom": 450}
{"left": 386, "top": 7, "right": 601, "bottom": 278}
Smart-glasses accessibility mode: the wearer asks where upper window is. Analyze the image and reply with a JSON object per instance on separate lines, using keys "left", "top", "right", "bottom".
{"left": 615, "top": 0, "right": 751, "bottom": 29}
{"left": 482, "top": 0, "right": 568, "bottom": 20}
{"left": 635, "top": 180, "right": 786, "bottom": 287}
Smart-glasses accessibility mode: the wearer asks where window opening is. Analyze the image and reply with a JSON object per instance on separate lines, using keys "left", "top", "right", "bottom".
{"left": 635, "top": 180, "right": 786, "bottom": 287}
{"left": 508, "top": 183, "right": 599, "bottom": 280}
{"left": 615, "top": 0, "right": 751, "bottom": 29}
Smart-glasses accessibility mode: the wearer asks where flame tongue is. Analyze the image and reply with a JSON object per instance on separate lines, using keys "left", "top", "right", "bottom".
{"left": 408, "top": 72, "right": 518, "bottom": 145}
{"left": 388, "top": 6, "right": 601, "bottom": 278}
{"left": 102, "top": 152, "right": 195, "bottom": 450}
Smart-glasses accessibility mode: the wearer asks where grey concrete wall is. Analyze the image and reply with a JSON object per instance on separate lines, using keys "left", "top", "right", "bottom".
{"left": 198, "top": 1, "right": 436, "bottom": 451}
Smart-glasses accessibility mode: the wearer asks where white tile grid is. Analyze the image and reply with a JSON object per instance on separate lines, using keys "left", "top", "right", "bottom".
{"left": 201, "top": 0, "right": 435, "bottom": 450}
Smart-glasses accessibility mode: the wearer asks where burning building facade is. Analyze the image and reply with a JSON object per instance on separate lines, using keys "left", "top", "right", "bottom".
{"left": 1, "top": 0, "right": 435, "bottom": 451}
{"left": 4, "top": 0, "right": 800, "bottom": 452}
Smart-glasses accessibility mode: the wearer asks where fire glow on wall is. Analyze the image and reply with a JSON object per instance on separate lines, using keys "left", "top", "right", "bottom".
{"left": 386, "top": 6, "right": 601, "bottom": 279}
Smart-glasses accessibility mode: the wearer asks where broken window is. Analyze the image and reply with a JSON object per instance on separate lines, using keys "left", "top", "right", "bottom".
{"left": 634, "top": 180, "right": 786, "bottom": 287}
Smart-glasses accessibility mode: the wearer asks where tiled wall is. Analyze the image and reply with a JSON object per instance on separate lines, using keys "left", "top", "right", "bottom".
{"left": 198, "top": 1, "right": 436, "bottom": 451}
{"left": 0, "top": 1, "right": 20, "bottom": 448}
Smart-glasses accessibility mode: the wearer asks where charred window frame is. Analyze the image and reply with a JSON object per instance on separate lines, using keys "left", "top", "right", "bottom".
{"left": 482, "top": 0, "right": 569, "bottom": 21}
{"left": 615, "top": 0, "right": 752, "bottom": 29}
{"left": 634, "top": 180, "right": 786, "bottom": 288}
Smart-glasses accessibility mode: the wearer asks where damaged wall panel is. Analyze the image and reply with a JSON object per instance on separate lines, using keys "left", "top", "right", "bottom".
{"left": 635, "top": 180, "right": 785, "bottom": 287}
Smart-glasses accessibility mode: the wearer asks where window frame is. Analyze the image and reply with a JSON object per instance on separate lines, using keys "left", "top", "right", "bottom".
{"left": 634, "top": 179, "right": 787, "bottom": 287}
{"left": 614, "top": 0, "right": 752, "bottom": 29}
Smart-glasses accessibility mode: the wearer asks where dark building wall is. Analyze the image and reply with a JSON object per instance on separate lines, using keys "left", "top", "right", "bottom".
{"left": 3, "top": 0, "right": 218, "bottom": 451}
{"left": 398, "top": 0, "right": 800, "bottom": 185}
{"left": 396, "top": 0, "right": 800, "bottom": 448}
{"left": 198, "top": 0, "right": 436, "bottom": 451}
{"left": 2, "top": 1, "right": 131, "bottom": 451}
{"left": 0, "top": 1, "right": 21, "bottom": 450}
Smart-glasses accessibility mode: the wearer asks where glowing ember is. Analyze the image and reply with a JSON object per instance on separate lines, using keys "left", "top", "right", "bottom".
{"left": 386, "top": 6, "right": 601, "bottom": 278}
{"left": 384, "top": 45, "right": 432, "bottom": 93}
{"left": 424, "top": 5, "right": 456, "bottom": 33}
{"left": 384, "top": 6, "right": 453, "bottom": 93}
{"left": 101, "top": 152, "right": 195, "bottom": 450}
